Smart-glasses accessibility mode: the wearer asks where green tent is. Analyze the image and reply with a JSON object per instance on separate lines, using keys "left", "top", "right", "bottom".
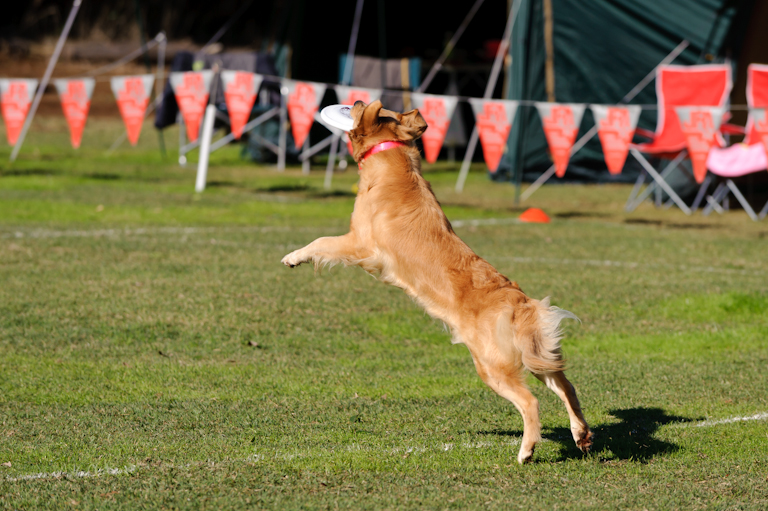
{"left": 504, "top": 0, "right": 757, "bottom": 184}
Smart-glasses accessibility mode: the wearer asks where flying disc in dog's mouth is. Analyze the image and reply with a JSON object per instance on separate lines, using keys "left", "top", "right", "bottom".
{"left": 320, "top": 104, "right": 355, "bottom": 131}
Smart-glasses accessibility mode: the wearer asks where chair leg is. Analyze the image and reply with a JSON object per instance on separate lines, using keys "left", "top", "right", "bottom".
{"left": 630, "top": 149, "right": 692, "bottom": 215}
{"left": 625, "top": 151, "right": 688, "bottom": 212}
{"left": 625, "top": 170, "right": 648, "bottom": 212}
{"left": 759, "top": 200, "right": 768, "bottom": 220}
{"left": 690, "top": 175, "right": 713, "bottom": 212}
{"left": 655, "top": 180, "right": 662, "bottom": 207}
{"left": 726, "top": 180, "right": 759, "bottom": 221}
{"left": 702, "top": 182, "right": 728, "bottom": 216}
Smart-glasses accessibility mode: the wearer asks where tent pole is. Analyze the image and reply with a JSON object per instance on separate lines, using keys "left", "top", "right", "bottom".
{"left": 342, "top": 0, "right": 365, "bottom": 86}
{"left": 325, "top": 0, "right": 364, "bottom": 185}
{"left": 10, "top": 0, "right": 82, "bottom": 163}
{"left": 418, "top": 0, "right": 485, "bottom": 94}
{"left": 456, "top": 0, "right": 521, "bottom": 193}
{"left": 542, "top": 0, "right": 556, "bottom": 102}
{"left": 520, "top": 38, "right": 690, "bottom": 201}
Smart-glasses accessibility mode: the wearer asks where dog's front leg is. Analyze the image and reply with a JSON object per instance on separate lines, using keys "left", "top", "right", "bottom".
{"left": 281, "top": 233, "right": 367, "bottom": 269}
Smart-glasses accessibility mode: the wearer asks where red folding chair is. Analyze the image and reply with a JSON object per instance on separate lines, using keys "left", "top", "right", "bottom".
{"left": 705, "top": 64, "right": 768, "bottom": 221}
{"left": 625, "top": 64, "right": 733, "bottom": 214}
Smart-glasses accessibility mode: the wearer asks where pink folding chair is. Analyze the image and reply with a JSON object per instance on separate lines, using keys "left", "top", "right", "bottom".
{"left": 625, "top": 64, "right": 733, "bottom": 214}
{"left": 706, "top": 64, "right": 768, "bottom": 220}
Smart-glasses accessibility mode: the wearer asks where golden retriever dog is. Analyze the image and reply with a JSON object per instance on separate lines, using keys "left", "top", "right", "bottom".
{"left": 281, "top": 100, "right": 593, "bottom": 463}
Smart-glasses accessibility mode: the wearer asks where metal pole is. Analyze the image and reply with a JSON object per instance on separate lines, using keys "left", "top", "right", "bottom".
{"left": 195, "top": 66, "right": 220, "bottom": 193}
{"left": 323, "top": 0, "right": 365, "bottom": 184}
{"left": 10, "top": 0, "right": 82, "bottom": 162}
{"left": 325, "top": 134, "right": 340, "bottom": 189}
{"left": 178, "top": 113, "right": 187, "bottom": 165}
{"left": 196, "top": 105, "right": 216, "bottom": 192}
{"left": 418, "top": 0, "right": 485, "bottom": 93}
{"left": 156, "top": 32, "right": 167, "bottom": 158}
{"left": 456, "top": 0, "right": 520, "bottom": 192}
{"left": 519, "top": 39, "right": 691, "bottom": 201}
{"left": 277, "top": 86, "right": 287, "bottom": 171}
{"left": 301, "top": 138, "right": 310, "bottom": 174}
{"left": 342, "top": 0, "right": 365, "bottom": 86}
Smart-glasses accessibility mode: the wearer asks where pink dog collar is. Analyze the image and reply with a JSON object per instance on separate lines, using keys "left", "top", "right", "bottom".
{"left": 358, "top": 141, "right": 406, "bottom": 167}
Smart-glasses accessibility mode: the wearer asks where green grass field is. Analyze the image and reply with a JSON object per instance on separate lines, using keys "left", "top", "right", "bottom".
{"left": 1, "top": 118, "right": 767, "bottom": 509}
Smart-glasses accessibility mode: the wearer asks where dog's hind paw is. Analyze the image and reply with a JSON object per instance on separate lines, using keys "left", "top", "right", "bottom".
{"left": 517, "top": 446, "right": 535, "bottom": 465}
{"left": 576, "top": 430, "right": 594, "bottom": 453}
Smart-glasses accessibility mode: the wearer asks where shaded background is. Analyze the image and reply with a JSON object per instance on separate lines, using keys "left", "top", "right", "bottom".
{"left": 2, "top": 0, "right": 768, "bottom": 193}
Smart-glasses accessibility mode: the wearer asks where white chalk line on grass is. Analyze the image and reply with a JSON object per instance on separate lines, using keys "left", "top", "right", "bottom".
{"left": 496, "top": 255, "right": 766, "bottom": 277}
{"left": 5, "top": 411, "right": 767, "bottom": 483}
{"left": 1, "top": 225, "right": 343, "bottom": 240}
{"left": 4, "top": 222, "right": 766, "bottom": 276}
{"left": 0, "top": 219, "right": 515, "bottom": 239}
{"left": 2, "top": 440, "right": 519, "bottom": 483}
{"left": 691, "top": 411, "right": 768, "bottom": 428}
{"left": 5, "top": 465, "right": 136, "bottom": 482}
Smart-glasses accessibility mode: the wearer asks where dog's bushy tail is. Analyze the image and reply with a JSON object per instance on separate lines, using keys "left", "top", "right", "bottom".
{"left": 506, "top": 297, "right": 579, "bottom": 374}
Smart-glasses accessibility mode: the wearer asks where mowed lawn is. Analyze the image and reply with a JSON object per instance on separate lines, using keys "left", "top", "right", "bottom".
{"left": 1, "top": 118, "right": 767, "bottom": 509}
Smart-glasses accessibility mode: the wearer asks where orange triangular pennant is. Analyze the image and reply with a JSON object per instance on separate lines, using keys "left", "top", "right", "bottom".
{"left": 536, "top": 103, "right": 585, "bottom": 177}
{"left": 468, "top": 99, "right": 519, "bottom": 172}
{"left": 221, "top": 71, "right": 262, "bottom": 139}
{"left": 54, "top": 78, "right": 95, "bottom": 149}
{"left": 285, "top": 80, "right": 327, "bottom": 149}
{"left": 0, "top": 79, "right": 38, "bottom": 145}
{"left": 411, "top": 93, "right": 459, "bottom": 164}
{"left": 170, "top": 71, "right": 214, "bottom": 142}
{"left": 676, "top": 106, "right": 725, "bottom": 183}
{"left": 590, "top": 105, "right": 641, "bottom": 175}
{"left": 110, "top": 75, "right": 154, "bottom": 146}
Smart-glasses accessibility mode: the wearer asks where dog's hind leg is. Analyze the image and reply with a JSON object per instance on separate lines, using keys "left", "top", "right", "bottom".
{"left": 534, "top": 371, "right": 593, "bottom": 453}
{"left": 471, "top": 354, "right": 541, "bottom": 464}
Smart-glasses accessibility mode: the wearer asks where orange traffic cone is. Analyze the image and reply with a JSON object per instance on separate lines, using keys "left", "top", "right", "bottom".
{"left": 519, "top": 208, "right": 550, "bottom": 223}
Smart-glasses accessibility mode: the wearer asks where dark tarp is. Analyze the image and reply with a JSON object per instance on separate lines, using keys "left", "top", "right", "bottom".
{"left": 503, "top": 0, "right": 755, "bottom": 188}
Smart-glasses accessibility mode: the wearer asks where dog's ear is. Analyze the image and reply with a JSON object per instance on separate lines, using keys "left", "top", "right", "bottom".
{"left": 350, "top": 100, "right": 368, "bottom": 130}
{"left": 360, "top": 100, "right": 383, "bottom": 130}
{"left": 395, "top": 109, "right": 428, "bottom": 141}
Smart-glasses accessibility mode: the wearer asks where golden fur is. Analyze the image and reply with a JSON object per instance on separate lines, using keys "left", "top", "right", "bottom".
{"left": 282, "top": 100, "right": 593, "bottom": 463}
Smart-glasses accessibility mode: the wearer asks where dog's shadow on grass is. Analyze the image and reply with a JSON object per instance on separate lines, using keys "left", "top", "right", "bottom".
{"left": 476, "top": 407, "right": 697, "bottom": 463}
{"left": 548, "top": 407, "right": 698, "bottom": 463}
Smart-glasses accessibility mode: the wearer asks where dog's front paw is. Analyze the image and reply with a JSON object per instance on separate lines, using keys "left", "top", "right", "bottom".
{"left": 281, "top": 250, "right": 306, "bottom": 268}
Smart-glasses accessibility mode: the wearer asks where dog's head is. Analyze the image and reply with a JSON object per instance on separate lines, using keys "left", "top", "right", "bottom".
{"left": 347, "top": 100, "right": 428, "bottom": 162}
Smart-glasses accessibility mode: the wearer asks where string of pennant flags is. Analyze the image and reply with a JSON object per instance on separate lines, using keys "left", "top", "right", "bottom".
{"left": 2, "top": 72, "right": 766, "bottom": 178}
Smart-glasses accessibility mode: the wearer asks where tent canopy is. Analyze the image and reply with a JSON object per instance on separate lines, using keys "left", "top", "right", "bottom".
{"left": 506, "top": 0, "right": 756, "bottom": 182}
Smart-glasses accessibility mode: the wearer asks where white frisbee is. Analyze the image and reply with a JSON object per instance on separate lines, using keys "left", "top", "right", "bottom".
{"left": 321, "top": 104, "right": 355, "bottom": 132}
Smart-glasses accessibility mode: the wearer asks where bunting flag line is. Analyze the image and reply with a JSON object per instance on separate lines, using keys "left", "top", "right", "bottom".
{"left": 54, "top": 78, "right": 95, "bottom": 149}
{"left": 110, "top": 75, "right": 154, "bottom": 146}
{"left": 284, "top": 80, "right": 327, "bottom": 149}
{"left": 536, "top": 102, "right": 586, "bottom": 178}
{"left": 675, "top": 106, "right": 725, "bottom": 183}
{"left": 468, "top": 98, "right": 518, "bottom": 172}
{"left": 411, "top": 93, "right": 459, "bottom": 164}
{"left": 0, "top": 79, "right": 38, "bottom": 145}
{"left": 334, "top": 86, "right": 381, "bottom": 153}
{"left": 334, "top": 85, "right": 381, "bottom": 109}
{"left": 749, "top": 108, "right": 768, "bottom": 166}
{"left": 590, "top": 104, "right": 641, "bottom": 175}
{"left": 170, "top": 71, "right": 214, "bottom": 142}
{"left": 221, "top": 71, "right": 262, "bottom": 140}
